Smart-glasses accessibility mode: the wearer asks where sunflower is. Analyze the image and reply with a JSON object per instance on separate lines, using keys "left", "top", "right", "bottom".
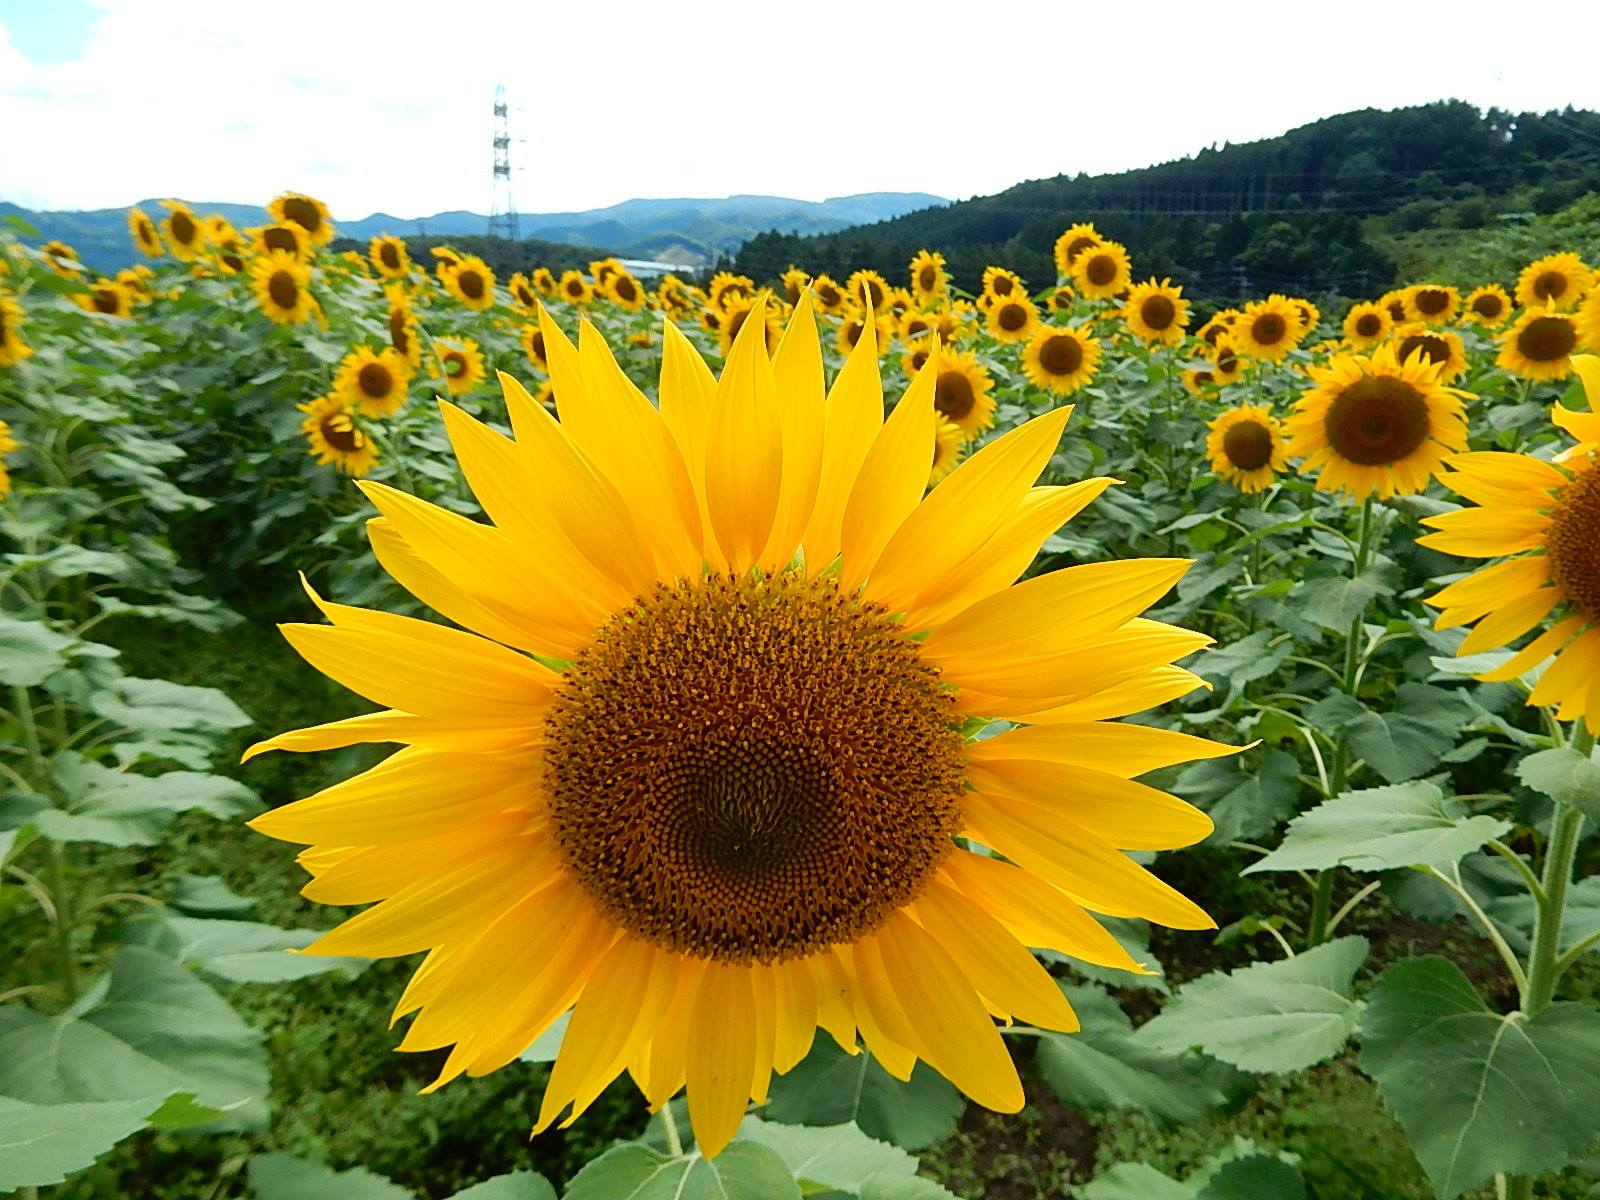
{"left": 247, "top": 297, "right": 1221, "bottom": 1159}
{"left": 980, "top": 266, "right": 1023, "bottom": 303}
{"left": 899, "top": 310, "right": 936, "bottom": 346}
{"left": 128, "top": 208, "right": 164, "bottom": 257}
{"left": 606, "top": 272, "right": 647, "bottom": 313}
{"left": 158, "top": 202, "right": 205, "bottom": 261}
{"left": 1120, "top": 279, "right": 1190, "bottom": 346}
{"left": 1021, "top": 325, "right": 1101, "bottom": 396}
{"left": 901, "top": 339, "right": 936, "bottom": 380}
{"left": 1070, "top": 242, "right": 1131, "bottom": 300}
{"left": 211, "top": 225, "right": 247, "bottom": 275}
{"left": 986, "top": 294, "right": 1039, "bottom": 344}
{"left": 385, "top": 290, "right": 423, "bottom": 368}
{"left": 718, "top": 296, "right": 782, "bottom": 357}
{"left": 37, "top": 240, "right": 81, "bottom": 278}
{"left": 255, "top": 222, "right": 311, "bottom": 262}
{"left": 444, "top": 257, "right": 496, "bottom": 312}
{"left": 709, "top": 271, "right": 756, "bottom": 313}
{"left": 558, "top": 270, "right": 592, "bottom": 306}
{"left": 116, "top": 267, "right": 153, "bottom": 300}
{"left": 1498, "top": 307, "right": 1586, "bottom": 381}
{"left": 531, "top": 267, "right": 557, "bottom": 296}
{"left": 1207, "top": 405, "right": 1288, "bottom": 494}
{"left": 1208, "top": 339, "right": 1244, "bottom": 386}
{"left": 521, "top": 323, "right": 549, "bottom": 371}
{"left": 1181, "top": 368, "right": 1215, "bottom": 395}
{"left": 336, "top": 346, "right": 413, "bottom": 418}
{"left": 931, "top": 304, "right": 974, "bottom": 346}
{"left": 369, "top": 235, "right": 411, "bottom": 280}
{"left": 1196, "top": 311, "right": 1237, "bottom": 347}
{"left": 1048, "top": 286, "right": 1075, "bottom": 313}
{"left": 1381, "top": 290, "right": 1410, "bottom": 325}
{"left": 907, "top": 250, "right": 947, "bottom": 304}
{"left": 299, "top": 395, "right": 378, "bottom": 476}
{"left": 251, "top": 251, "right": 317, "bottom": 326}
{"left": 1342, "top": 301, "right": 1391, "bottom": 350}
{"left": 1052, "top": 223, "right": 1103, "bottom": 276}
{"left": 79, "top": 279, "right": 134, "bottom": 319}
{"left": 1391, "top": 324, "right": 1468, "bottom": 384}
{"left": 1419, "top": 359, "right": 1600, "bottom": 727}
{"left": 0, "top": 418, "right": 15, "bottom": 498}
{"left": 1515, "top": 252, "right": 1594, "bottom": 312}
{"left": 699, "top": 308, "right": 723, "bottom": 337}
{"left": 588, "top": 258, "right": 622, "bottom": 289}
{"left": 0, "top": 291, "right": 32, "bottom": 368}
{"left": 1463, "top": 284, "right": 1511, "bottom": 327}
{"left": 835, "top": 307, "right": 894, "bottom": 358}
{"left": 778, "top": 266, "right": 810, "bottom": 305}
{"left": 810, "top": 274, "right": 847, "bottom": 314}
{"left": 931, "top": 347, "right": 997, "bottom": 438}
{"left": 435, "top": 337, "right": 486, "bottom": 396}
{"left": 270, "top": 191, "right": 336, "bottom": 246}
{"left": 929, "top": 414, "right": 965, "bottom": 483}
{"left": 432, "top": 247, "right": 462, "bottom": 280}
{"left": 840, "top": 268, "right": 888, "bottom": 313}
{"left": 1232, "top": 295, "right": 1302, "bottom": 362}
{"left": 1399, "top": 284, "right": 1459, "bottom": 327}
{"left": 1285, "top": 346, "right": 1468, "bottom": 500}
{"left": 1291, "top": 298, "right": 1322, "bottom": 337}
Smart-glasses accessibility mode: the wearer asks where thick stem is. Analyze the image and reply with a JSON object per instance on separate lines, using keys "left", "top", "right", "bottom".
{"left": 1522, "top": 721, "right": 1593, "bottom": 1015}
{"left": 658, "top": 1102, "right": 683, "bottom": 1157}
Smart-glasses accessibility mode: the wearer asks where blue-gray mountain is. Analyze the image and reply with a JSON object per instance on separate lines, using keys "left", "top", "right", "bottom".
{"left": 0, "top": 192, "right": 946, "bottom": 273}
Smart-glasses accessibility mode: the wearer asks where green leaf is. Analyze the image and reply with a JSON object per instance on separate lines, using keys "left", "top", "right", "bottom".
{"left": 88, "top": 675, "right": 251, "bottom": 736}
{"left": 0, "top": 615, "right": 78, "bottom": 685}
{"left": 247, "top": 1152, "right": 412, "bottom": 1200}
{"left": 37, "top": 754, "right": 261, "bottom": 847}
{"left": 1195, "top": 1156, "right": 1306, "bottom": 1200}
{"left": 448, "top": 1172, "right": 557, "bottom": 1200}
{"left": 1079, "top": 1139, "right": 1303, "bottom": 1200}
{"left": 169, "top": 873, "right": 257, "bottom": 916}
{"left": 0, "top": 1094, "right": 171, "bottom": 1189}
{"left": 563, "top": 1142, "right": 802, "bottom": 1200}
{"left": 1360, "top": 956, "right": 1600, "bottom": 1198}
{"left": 1345, "top": 685, "right": 1476, "bottom": 783}
{"left": 735, "top": 1116, "right": 916, "bottom": 1192}
{"left": 122, "top": 911, "right": 363, "bottom": 984}
{"left": 1080, "top": 1163, "right": 1194, "bottom": 1200}
{"left": 1137, "top": 937, "right": 1368, "bottom": 1073}
{"left": 0, "top": 946, "right": 269, "bottom": 1129}
{"left": 763, "top": 1040, "right": 963, "bottom": 1149}
{"left": 857, "top": 1177, "right": 962, "bottom": 1200}
{"left": 1191, "top": 629, "right": 1290, "bottom": 688}
{"left": 1242, "top": 782, "right": 1509, "bottom": 874}
{"left": 1517, "top": 746, "right": 1600, "bottom": 820}
{"left": 1038, "top": 984, "right": 1248, "bottom": 1123}
{"left": 517, "top": 1011, "right": 569, "bottom": 1064}
{"left": 1292, "top": 565, "right": 1392, "bottom": 632}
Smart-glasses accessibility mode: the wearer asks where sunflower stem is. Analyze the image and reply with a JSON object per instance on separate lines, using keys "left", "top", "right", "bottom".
{"left": 658, "top": 1103, "right": 683, "bottom": 1157}
{"left": 1523, "top": 720, "right": 1593, "bottom": 1014}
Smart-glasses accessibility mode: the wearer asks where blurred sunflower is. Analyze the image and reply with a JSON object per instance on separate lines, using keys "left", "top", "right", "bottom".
{"left": 336, "top": 346, "right": 414, "bottom": 418}
{"left": 532, "top": 267, "right": 557, "bottom": 296}
{"left": 80, "top": 279, "right": 133, "bottom": 319}
{"left": 558, "top": 270, "right": 593, "bottom": 306}
{"left": 39, "top": 240, "right": 82, "bottom": 277}
{"left": 386, "top": 290, "right": 423, "bottom": 368}
{"left": 371, "top": 235, "right": 411, "bottom": 280}
{"left": 607, "top": 272, "right": 646, "bottom": 313}
{"left": 248, "top": 298, "right": 1221, "bottom": 1158}
{"left": 1285, "top": 346, "right": 1468, "bottom": 500}
{"left": 1291, "top": 298, "right": 1321, "bottom": 338}
{"left": 810, "top": 274, "right": 847, "bottom": 314}
{"left": 1342, "top": 301, "right": 1391, "bottom": 350}
{"left": 1233, "top": 295, "right": 1301, "bottom": 361}
{"left": 533, "top": 378, "right": 556, "bottom": 407}
{"left": 299, "top": 395, "right": 378, "bottom": 476}
{"left": 504, "top": 273, "right": 536, "bottom": 312}
{"left": 929, "top": 414, "right": 965, "bottom": 483}
{"left": 162, "top": 204, "right": 204, "bottom": 261}
{"left": 986, "top": 294, "right": 1039, "bottom": 343}
{"left": 1053, "top": 223, "right": 1102, "bottom": 276}
{"left": 900, "top": 310, "right": 936, "bottom": 346}
{"left": 1381, "top": 290, "right": 1410, "bottom": 325}
{"left": 444, "top": 257, "right": 496, "bottom": 312}
{"left": 932, "top": 347, "right": 997, "bottom": 438}
{"left": 1181, "top": 368, "right": 1215, "bottom": 395}
{"left": 1498, "top": 307, "right": 1585, "bottom": 381}
{"left": 271, "top": 192, "right": 336, "bottom": 245}
{"left": 211, "top": 225, "right": 246, "bottom": 275}
{"left": 1071, "top": 242, "right": 1131, "bottom": 300}
{"left": 436, "top": 337, "right": 486, "bottom": 395}
{"left": 1402, "top": 284, "right": 1459, "bottom": 327}
{"left": 699, "top": 308, "right": 723, "bottom": 338}
{"left": 901, "top": 339, "right": 935, "bottom": 379}
{"left": 1515, "top": 252, "right": 1594, "bottom": 312}
{"left": 1121, "top": 279, "right": 1189, "bottom": 346}
{"left": 256, "top": 222, "right": 312, "bottom": 262}
{"left": 980, "top": 266, "right": 1024, "bottom": 302}
{"left": 1464, "top": 285, "right": 1511, "bottom": 327}
{"left": 1207, "top": 405, "right": 1288, "bottom": 494}
{"left": 845, "top": 268, "right": 891, "bottom": 313}
{"left": 719, "top": 296, "right": 782, "bottom": 357}
{"left": 1207, "top": 340, "right": 1245, "bottom": 386}
{"left": 1196, "top": 311, "right": 1237, "bottom": 347}
{"left": 116, "top": 267, "right": 153, "bottom": 301}
{"left": 709, "top": 271, "right": 756, "bottom": 313}
{"left": 1021, "top": 325, "right": 1101, "bottom": 395}
{"left": 128, "top": 208, "right": 164, "bottom": 257}
{"left": 835, "top": 307, "right": 894, "bottom": 357}
{"left": 932, "top": 304, "right": 974, "bottom": 345}
{"left": 0, "top": 291, "right": 32, "bottom": 368}
{"left": 589, "top": 258, "right": 623, "bottom": 289}
{"left": 1048, "top": 286, "right": 1075, "bottom": 313}
{"left": 1392, "top": 324, "right": 1468, "bottom": 384}
{"left": 780, "top": 266, "right": 810, "bottom": 305}
{"left": 521, "top": 324, "right": 549, "bottom": 371}
{"left": 432, "top": 247, "right": 462, "bottom": 280}
{"left": 1420, "top": 357, "right": 1600, "bottom": 727}
{"left": 251, "top": 251, "right": 318, "bottom": 326}
{"left": 0, "top": 418, "right": 15, "bottom": 497}
{"left": 909, "top": 250, "right": 948, "bottom": 304}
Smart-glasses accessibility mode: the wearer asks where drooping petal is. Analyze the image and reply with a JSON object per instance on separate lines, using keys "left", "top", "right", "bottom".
{"left": 685, "top": 963, "right": 757, "bottom": 1158}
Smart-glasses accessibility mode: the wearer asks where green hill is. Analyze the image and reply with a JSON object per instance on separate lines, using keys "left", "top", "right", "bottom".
{"left": 734, "top": 102, "right": 1600, "bottom": 300}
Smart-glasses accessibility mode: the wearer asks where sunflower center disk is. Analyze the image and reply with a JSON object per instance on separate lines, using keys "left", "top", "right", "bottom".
{"left": 1252, "top": 313, "right": 1286, "bottom": 345}
{"left": 543, "top": 572, "right": 966, "bottom": 966}
{"left": 358, "top": 363, "right": 392, "bottom": 398}
{"left": 283, "top": 197, "right": 321, "bottom": 233}
{"left": 1473, "top": 295, "right": 1501, "bottom": 318}
{"left": 1415, "top": 289, "right": 1449, "bottom": 315}
{"left": 935, "top": 371, "right": 976, "bottom": 420}
{"left": 1356, "top": 314, "right": 1383, "bottom": 337}
{"left": 1039, "top": 335, "right": 1082, "bottom": 376}
{"left": 1398, "top": 334, "right": 1448, "bottom": 367}
{"left": 268, "top": 273, "right": 299, "bottom": 309}
{"left": 1223, "top": 421, "right": 1274, "bottom": 471}
{"left": 1548, "top": 468, "right": 1600, "bottom": 624}
{"left": 1517, "top": 316, "right": 1576, "bottom": 363}
{"left": 1533, "top": 271, "right": 1567, "bottom": 300}
{"left": 1323, "top": 376, "right": 1431, "bottom": 466}
{"left": 1140, "top": 295, "right": 1175, "bottom": 330}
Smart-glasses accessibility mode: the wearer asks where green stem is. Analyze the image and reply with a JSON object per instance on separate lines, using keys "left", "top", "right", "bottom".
{"left": 11, "top": 683, "right": 77, "bottom": 1001}
{"left": 1522, "top": 721, "right": 1593, "bottom": 1014}
{"left": 658, "top": 1103, "right": 683, "bottom": 1157}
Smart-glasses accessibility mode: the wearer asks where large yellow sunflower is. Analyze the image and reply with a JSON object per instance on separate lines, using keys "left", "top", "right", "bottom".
{"left": 160, "top": 202, "right": 205, "bottom": 262}
{"left": 980, "top": 267, "right": 1024, "bottom": 304}
{"left": 931, "top": 347, "right": 997, "bottom": 439}
{"left": 846, "top": 268, "right": 891, "bottom": 314}
{"left": 444, "top": 257, "right": 496, "bottom": 312}
{"left": 1498, "top": 307, "right": 1586, "bottom": 381}
{"left": 251, "top": 251, "right": 318, "bottom": 326}
{"left": 370, "top": 235, "right": 411, "bottom": 280}
{"left": 1464, "top": 285, "right": 1511, "bottom": 327}
{"left": 1207, "top": 404, "right": 1288, "bottom": 494}
{"left": 255, "top": 222, "right": 311, "bottom": 263}
{"left": 128, "top": 208, "right": 164, "bottom": 258}
{"left": 1021, "top": 325, "right": 1101, "bottom": 396}
{"left": 1120, "top": 279, "right": 1190, "bottom": 346}
{"left": 1070, "top": 242, "right": 1131, "bottom": 301}
{"left": 1285, "top": 346, "right": 1468, "bottom": 500}
{"left": 298, "top": 395, "right": 378, "bottom": 476}
{"left": 0, "top": 291, "right": 33, "bottom": 368}
{"left": 1515, "top": 252, "right": 1594, "bottom": 312}
{"left": 1342, "top": 301, "right": 1391, "bottom": 350}
{"left": 270, "top": 191, "right": 336, "bottom": 246}
{"left": 1401, "top": 284, "right": 1459, "bottom": 327}
{"left": 435, "top": 337, "right": 486, "bottom": 396}
{"left": 910, "top": 250, "right": 948, "bottom": 304}
{"left": 1419, "top": 357, "right": 1600, "bottom": 728}
{"left": 606, "top": 271, "right": 647, "bottom": 313}
{"left": 1391, "top": 324, "right": 1469, "bottom": 384}
{"left": 986, "top": 294, "right": 1039, "bottom": 344}
{"left": 336, "top": 346, "right": 414, "bottom": 418}
{"left": 1232, "top": 295, "right": 1302, "bottom": 362}
{"left": 558, "top": 270, "right": 593, "bottom": 306}
{"left": 248, "top": 296, "right": 1221, "bottom": 1159}
{"left": 1053, "top": 223, "right": 1102, "bottom": 277}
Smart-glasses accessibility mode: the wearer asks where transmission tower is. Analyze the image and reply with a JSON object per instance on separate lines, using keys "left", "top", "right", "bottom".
{"left": 487, "top": 85, "right": 519, "bottom": 243}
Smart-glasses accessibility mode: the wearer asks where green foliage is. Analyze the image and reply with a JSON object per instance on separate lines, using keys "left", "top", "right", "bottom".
{"left": 763, "top": 1041, "right": 965, "bottom": 1150}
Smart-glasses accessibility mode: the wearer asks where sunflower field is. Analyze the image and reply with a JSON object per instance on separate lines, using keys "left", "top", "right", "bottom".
{"left": 4, "top": 194, "right": 1600, "bottom": 1200}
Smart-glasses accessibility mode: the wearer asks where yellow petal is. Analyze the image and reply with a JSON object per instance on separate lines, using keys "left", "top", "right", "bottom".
{"left": 771, "top": 959, "right": 819, "bottom": 1073}
{"left": 802, "top": 319, "right": 884, "bottom": 571}
{"left": 1429, "top": 556, "right": 1553, "bottom": 622}
{"left": 1457, "top": 587, "right": 1562, "bottom": 655}
{"left": 949, "top": 619, "right": 1211, "bottom": 709}
{"left": 242, "top": 709, "right": 537, "bottom": 761}
{"left": 704, "top": 296, "right": 782, "bottom": 570}
{"left": 641, "top": 959, "right": 706, "bottom": 1108}
{"left": 1011, "top": 666, "right": 1207, "bottom": 723}
{"left": 969, "top": 766, "right": 1213, "bottom": 851}
{"left": 658, "top": 321, "right": 722, "bottom": 569}
{"left": 838, "top": 362, "right": 938, "bottom": 593}
{"left": 809, "top": 949, "right": 859, "bottom": 1055}
{"left": 299, "top": 813, "right": 530, "bottom": 905}
{"left": 1477, "top": 616, "right": 1585, "bottom": 681}
{"left": 968, "top": 721, "right": 1237, "bottom": 777}
{"left": 1531, "top": 629, "right": 1600, "bottom": 713}
{"left": 1417, "top": 508, "right": 1552, "bottom": 558}
{"left": 842, "top": 938, "right": 923, "bottom": 1081}
{"left": 686, "top": 963, "right": 757, "bottom": 1158}
{"left": 760, "top": 292, "right": 825, "bottom": 570}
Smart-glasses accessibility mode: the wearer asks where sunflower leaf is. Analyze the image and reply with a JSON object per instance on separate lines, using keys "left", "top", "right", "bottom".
{"left": 121, "top": 910, "right": 365, "bottom": 985}
{"left": 562, "top": 1141, "right": 801, "bottom": 1200}
{"left": 0, "top": 1095, "right": 173, "bottom": 1190}
{"left": 762, "top": 1041, "right": 963, "bottom": 1149}
{"left": 735, "top": 1116, "right": 917, "bottom": 1192}
{"left": 1516, "top": 746, "right": 1600, "bottom": 820}
{"left": 247, "top": 1152, "right": 412, "bottom": 1200}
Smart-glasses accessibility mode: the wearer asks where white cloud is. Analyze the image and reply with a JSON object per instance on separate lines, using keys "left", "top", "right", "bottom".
{"left": 2, "top": 0, "right": 1598, "bottom": 219}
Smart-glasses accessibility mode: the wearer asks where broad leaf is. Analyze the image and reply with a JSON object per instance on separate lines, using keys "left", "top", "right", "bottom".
{"left": 563, "top": 1142, "right": 801, "bottom": 1200}
{"left": 448, "top": 1172, "right": 557, "bottom": 1200}
{"left": 735, "top": 1115, "right": 915, "bottom": 1192}
{"left": 89, "top": 675, "right": 251, "bottom": 737}
{"left": 1243, "top": 782, "right": 1508, "bottom": 874}
{"left": 1518, "top": 746, "right": 1600, "bottom": 820}
{"left": 1080, "top": 1140, "right": 1304, "bottom": 1200}
{"left": 123, "top": 911, "right": 364, "bottom": 984}
{"left": 1137, "top": 937, "right": 1368, "bottom": 1073}
{"left": 1360, "top": 956, "right": 1600, "bottom": 1198}
{"left": 0, "top": 946, "right": 269, "bottom": 1129}
{"left": 857, "top": 1177, "right": 962, "bottom": 1199}
{"left": 0, "top": 616, "right": 79, "bottom": 685}
{"left": 0, "top": 1094, "right": 169, "bottom": 1189}
{"left": 1343, "top": 685, "right": 1475, "bottom": 784}
{"left": 248, "top": 1152, "right": 412, "bottom": 1200}
{"left": 169, "top": 873, "right": 256, "bottom": 916}
{"left": 763, "top": 1040, "right": 963, "bottom": 1149}
{"left": 1196, "top": 1156, "right": 1306, "bottom": 1200}
{"left": 36, "top": 753, "right": 261, "bottom": 847}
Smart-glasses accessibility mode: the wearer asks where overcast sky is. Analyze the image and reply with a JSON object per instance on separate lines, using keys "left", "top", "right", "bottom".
{"left": 3, "top": 0, "right": 1599, "bottom": 219}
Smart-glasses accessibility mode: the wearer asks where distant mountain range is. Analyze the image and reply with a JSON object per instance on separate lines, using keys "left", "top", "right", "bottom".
{"left": 0, "top": 192, "right": 947, "bottom": 273}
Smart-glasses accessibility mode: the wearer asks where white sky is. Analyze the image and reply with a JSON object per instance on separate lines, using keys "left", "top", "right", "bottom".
{"left": 3, "top": 0, "right": 1600, "bottom": 219}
